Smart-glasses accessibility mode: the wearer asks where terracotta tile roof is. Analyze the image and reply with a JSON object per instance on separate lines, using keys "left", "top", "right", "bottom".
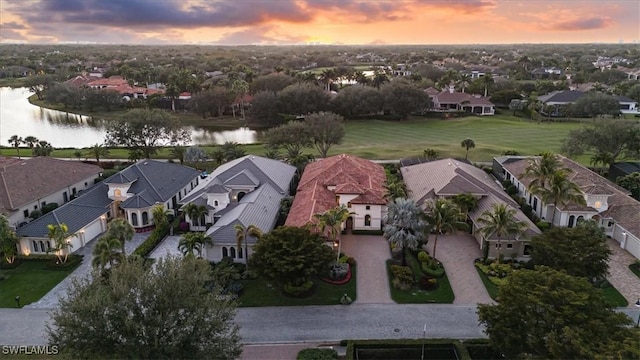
{"left": 0, "top": 157, "right": 102, "bottom": 214}
{"left": 285, "top": 154, "right": 386, "bottom": 227}
{"left": 87, "top": 76, "right": 128, "bottom": 87}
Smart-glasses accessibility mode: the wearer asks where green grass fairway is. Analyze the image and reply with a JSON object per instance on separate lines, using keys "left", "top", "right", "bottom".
{"left": 331, "top": 115, "right": 587, "bottom": 161}
{"left": 0, "top": 261, "right": 75, "bottom": 308}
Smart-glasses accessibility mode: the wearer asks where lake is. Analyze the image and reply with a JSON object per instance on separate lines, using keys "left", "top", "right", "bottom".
{"left": 0, "top": 87, "right": 259, "bottom": 148}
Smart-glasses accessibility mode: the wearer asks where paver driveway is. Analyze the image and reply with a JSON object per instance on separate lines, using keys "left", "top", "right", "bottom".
{"left": 606, "top": 238, "right": 640, "bottom": 307}
{"left": 341, "top": 234, "right": 394, "bottom": 304}
{"left": 424, "top": 233, "right": 494, "bottom": 305}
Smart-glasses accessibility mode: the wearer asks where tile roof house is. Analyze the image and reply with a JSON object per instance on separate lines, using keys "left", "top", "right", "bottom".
{"left": 401, "top": 158, "right": 540, "bottom": 260}
{"left": 495, "top": 155, "right": 640, "bottom": 260}
{"left": 427, "top": 86, "right": 495, "bottom": 116}
{"left": 179, "top": 155, "right": 296, "bottom": 262}
{"left": 0, "top": 157, "right": 102, "bottom": 229}
{"left": 285, "top": 154, "right": 387, "bottom": 232}
{"left": 15, "top": 160, "right": 200, "bottom": 256}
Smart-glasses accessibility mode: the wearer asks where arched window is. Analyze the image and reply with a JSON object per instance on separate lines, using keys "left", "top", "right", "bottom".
{"left": 238, "top": 247, "right": 243, "bottom": 259}
{"left": 114, "top": 189, "right": 121, "bottom": 197}
{"left": 32, "top": 240, "right": 38, "bottom": 253}
{"left": 214, "top": 200, "right": 219, "bottom": 207}
{"left": 142, "top": 211, "right": 149, "bottom": 225}
{"left": 577, "top": 216, "right": 584, "bottom": 223}
{"left": 222, "top": 247, "right": 228, "bottom": 258}
{"left": 200, "top": 214, "right": 206, "bottom": 226}
{"left": 131, "top": 212, "right": 138, "bottom": 226}
{"left": 364, "top": 214, "right": 371, "bottom": 227}
{"left": 568, "top": 215, "right": 575, "bottom": 228}
{"left": 39, "top": 241, "right": 46, "bottom": 252}
{"left": 237, "top": 192, "right": 246, "bottom": 201}
{"left": 230, "top": 247, "right": 236, "bottom": 259}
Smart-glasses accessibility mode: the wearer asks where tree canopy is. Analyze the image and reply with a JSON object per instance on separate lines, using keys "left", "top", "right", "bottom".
{"left": 561, "top": 119, "right": 640, "bottom": 167}
{"left": 303, "top": 112, "right": 346, "bottom": 158}
{"left": 262, "top": 121, "right": 312, "bottom": 158}
{"left": 250, "top": 226, "right": 334, "bottom": 287}
{"left": 530, "top": 220, "right": 611, "bottom": 280}
{"left": 105, "top": 108, "right": 191, "bottom": 158}
{"left": 380, "top": 79, "right": 430, "bottom": 119}
{"left": 478, "top": 266, "right": 639, "bottom": 359}
{"left": 48, "top": 255, "right": 241, "bottom": 359}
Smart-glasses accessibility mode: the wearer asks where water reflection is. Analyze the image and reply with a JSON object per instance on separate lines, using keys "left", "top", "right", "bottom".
{"left": 0, "top": 87, "right": 259, "bottom": 148}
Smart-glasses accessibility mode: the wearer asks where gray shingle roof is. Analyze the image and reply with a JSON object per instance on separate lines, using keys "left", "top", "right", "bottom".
{"left": 105, "top": 160, "right": 199, "bottom": 208}
{"left": 538, "top": 90, "right": 586, "bottom": 104}
{"left": 16, "top": 183, "right": 111, "bottom": 238}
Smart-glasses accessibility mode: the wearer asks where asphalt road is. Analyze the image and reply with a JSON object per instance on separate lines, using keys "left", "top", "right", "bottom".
{"left": 2, "top": 305, "right": 639, "bottom": 346}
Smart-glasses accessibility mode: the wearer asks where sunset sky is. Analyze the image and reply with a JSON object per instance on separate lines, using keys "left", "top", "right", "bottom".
{"left": 1, "top": 0, "right": 638, "bottom": 45}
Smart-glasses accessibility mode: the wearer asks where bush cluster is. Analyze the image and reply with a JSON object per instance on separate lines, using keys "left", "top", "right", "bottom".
{"left": 132, "top": 223, "right": 169, "bottom": 257}
{"left": 297, "top": 348, "right": 338, "bottom": 360}
{"left": 283, "top": 279, "right": 314, "bottom": 296}
{"left": 390, "top": 265, "right": 414, "bottom": 290}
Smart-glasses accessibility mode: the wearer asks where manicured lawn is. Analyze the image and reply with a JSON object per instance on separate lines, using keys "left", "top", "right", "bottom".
{"left": 629, "top": 263, "right": 640, "bottom": 280}
{"left": 386, "top": 259, "right": 454, "bottom": 304}
{"left": 601, "top": 284, "right": 628, "bottom": 307}
{"left": 331, "top": 115, "right": 588, "bottom": 161}
{"left": 238, "top": 265, "right": 357, "bottom": 307}
{"left": 474, "top": 264, "right": 499, "bottom": 300}
{"left": 0, "top": 261, "right": 76, "bottom": 308}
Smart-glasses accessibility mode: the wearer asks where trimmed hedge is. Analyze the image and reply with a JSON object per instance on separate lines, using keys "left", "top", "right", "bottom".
{"left": 132, "top": 223, "right": 170, "bottom": 257}
{"left": 351, "top": 229, "right": 384, "bottom": 236}
{"left": 297, "top": 348, "right": 338, "bottom": 360}
{"left": 345, "top": 339, "right": 471, "bottom": 360}
{"left": 45, "top": 254, "right": 83, "bottom": 270}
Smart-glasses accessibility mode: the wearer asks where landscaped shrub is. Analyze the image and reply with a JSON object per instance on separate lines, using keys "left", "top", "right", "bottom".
{"left": 45, "top": 254, "right": 83, "bottom": 270}
{"left": 506, "top": 184, "right": 518, "bottom": 195}
{"left": 283, "top": 279, "right": 313, "bottom": 296}
{"left": 297, "top": 348, "right": 338, "bottom": 360}
{"left": 390, "top": 265, "right": 414, "bottom": 290}
{"left": 418, "top": 275, "right": 438, "bottom": 290}
{"left": 178, "top": 221, "right": 189, "bottom": 232}
{"left": 132, "top": 223, "right": 169, "bottom": 257}
{"left": 41, "top": 203, "right": 58, "bottom": 214}
{"left": 501, "top": 179, "right": 512, "bottom": 189}
{"left": 422, "top": 261, "right": 445, "bottom": 278}
{"left": 417, "top": 251, "right": 431, "bottom": 263}
{"left": 535, "top": 221, "right": 550, "bottom": 231}
{"left": 521, "top": 204, "right": 533, "bottom": 219}
{"left": 328, "top": 263, "right": 349, "bottom": 280}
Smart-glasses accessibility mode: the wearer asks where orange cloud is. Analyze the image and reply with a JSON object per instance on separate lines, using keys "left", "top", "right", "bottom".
{"left": 540, "top": 17, "right": 614, "bottom": 31}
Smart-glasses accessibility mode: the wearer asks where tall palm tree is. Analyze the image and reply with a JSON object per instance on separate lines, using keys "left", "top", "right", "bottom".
{"left": 383, "top": 198, "right": 428, "bottom": 266}
{"left": 91, "top": 237, "right": 124, "bottom": 271}
{"left": 458, "top": 73, "right": 471, "bottom": 93}
{"left": 8, "top": 135, "right": 23, "bottom": 159}
{"left": 477, "top": 204, "right": 526, "bottom": 263}
{"left": 165, "top": 84, "right": 180, "bottom": 112}
{"left": 589, "top": 151, "right": 613, "bottom": 175}
{"left": 530, "top": 171, "right": 586, "bottom": 225}
{"left": 523, "top": 152, "right": 564, "bottom": 190}
{"left": 178, "top": 232, "right": 212, "bottom": 257}
{"left": 86, "top": 143, "right": 109, "bottom": 166}
{"left": 319, "top": 68, "right": 335, "bottom": 91}
{"left": 423, "top": 148, "right": 440, "bottom": 161}
{"left": 423, "top": 199, "right": 467, "bottom": 259}
{"left": 478, "top": 75, "right": 494, "bottom": 97}
{"left": 314, "top": 205, "right": 352, "bottom": 263}
{"left": 450, "top": 193, "right": 479, "bottom": 222}
{"left": 152, "top": 205, "right": 172, "bottom": 227}
{"left": 372, "top": 71, "right": 389, "bottom": 89}
{"left": 460, "top": 138, "right": 476, "bottom": 160}
{"left": 234, "top": 224, "right": 262, "bottom": 269}
{"left": 183, "top": 203, "right": 208, "bottom": 229}
{"left": 46, "top": 223, "right": 76, "bottom": 264}
{"left": 104, "top": 218, "right": 134, "bottom": 255}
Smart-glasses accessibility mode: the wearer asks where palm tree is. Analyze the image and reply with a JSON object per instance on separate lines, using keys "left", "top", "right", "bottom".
{"left": 86, "top": 143, "right": 109, "bottom": 166}
{"left": 178, "top": 232, "right": 213, "bottom": 257}
{"left": 372, "top": 71, "right": 389, "bottom": 89}
{"left": 33, "top": 141, "right": 53, "bottom": 157}
{"left": 450, "top": 193, "right": 479, "bottom": 222}
{"left": 383, "top": 198, "right": 428, "bottom": 266}
{"left": 104, "top": 218, "right": 134, "bottom": 255}
{"left": 423, "top": 148, "right": 440, "bottom": 161}
{"left": 319, "top": 68, "right": 335, "bottom": 91}
{"left": 73, "top": 149, "right": 83, "bottom": 161}
{"left": 8, "top": 135, "right": 23, "bottom": 159}
{"left": 165, "top": 84, "right": 180, "bottom": 112}
{"left": 458, "top": 73, "right": 471, "bottom": 93}
{"left": 314, "top": 205, "right": 352, "bottom": 263}
{"left": 183, "top": 203, "right": 208, "bottom": 229}
{"left": 523, "top": 152, "right": 564, "bottom": 190}
{"left": 477, "top": 204, "right": 526, "bottom": 263}
{"left": 234, "top": 224, "right": 262, "bottom": 269}
{"left": 530, "top": 171, "right": 586, "bottom": 225}
{"left": 46, "top": 223, "right": 76, "bottom": 264}
{"left": 23, "top": 136, "right": 39, "bottom": 150}
{"left": 0, "top": 215, "right": 19, "bottom": 264}
{"left": 91, "top": 237, "right": 124, "bottom": 271}
{"left": 384, "top": 178, "right": 408, "bottom": 199}
{"left": 460, "top": 138, "right": 476, "bottom": 160}
{"left": 478, "top": 75, "right": 494, "bottom": 97}
{"left": 152, "top": 205, "right": 172, "bottom": 227}
{"left": 423, "top": 199, "right": 466, "bottom": 259}
{"left": 590, "top": 151, "right": 613, "bottom": 175}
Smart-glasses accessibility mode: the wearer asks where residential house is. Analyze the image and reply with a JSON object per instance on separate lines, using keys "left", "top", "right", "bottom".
{"left": 0, "top": 157, "right": 102, "bottom": 229}
{"left": 608, "top": 162, "right": 640, "bottom": 182}
{"left": 531, "top": 67, "right": 563, "bottom": 79}
{"left": 14, "top": 160, "right": 200, "bottom": 256}
{"left": 538, "top": 90, "right": 639, "bottom": 115}
{"left": 285, "top": 154, "right": 387, "bottom": 232}
{"left": 84, "top": 76, "right": 164, "bottom": 100}
{"left": 494, "top": 155, "right": 640, "bottom": 260}
{"left": 402, "top": 159, "right": 540, "bottom": 260}
{"left": 427, "top": 86, "right": 495, "bottom": 116}
{"left": 179, "top": 155, "right": 296, "bottom": 262}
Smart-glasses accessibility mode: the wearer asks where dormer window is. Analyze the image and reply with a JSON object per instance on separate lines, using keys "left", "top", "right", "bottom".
{"left": 114, "top": 189, "right": 122, "bottom": 197}
{"left": 214, "top": 200, "right": 219, "bottom": 206}
{"left": 594, "top": 201, "right": 602, "bottom": 209}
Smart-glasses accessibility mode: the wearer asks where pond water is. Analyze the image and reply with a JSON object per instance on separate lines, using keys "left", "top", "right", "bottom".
{"left": 0, "top": 87, "right": 259, "bottom": 148}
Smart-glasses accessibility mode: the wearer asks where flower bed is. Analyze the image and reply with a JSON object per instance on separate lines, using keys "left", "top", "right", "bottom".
{"left": 322, "top": 264, "right": 352, "bottom": 285}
